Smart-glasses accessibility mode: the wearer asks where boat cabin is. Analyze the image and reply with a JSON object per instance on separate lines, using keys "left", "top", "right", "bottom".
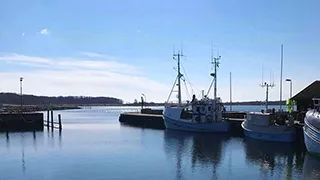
{"left": 246, "top": 112, "right": 272, "bottom": 127}
{"left": 187, "top": 98, "right": 224, "bottom": 123}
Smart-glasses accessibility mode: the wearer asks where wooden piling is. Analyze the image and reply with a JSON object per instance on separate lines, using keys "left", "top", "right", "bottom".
{"left": 47, "top": 110, "right": 50, "bottom": 130}
{"left": 58, "top": 114, "right": 62, "bottom": 131}
{"left": 50, "top": 110, "right": 54, "bottom": 130}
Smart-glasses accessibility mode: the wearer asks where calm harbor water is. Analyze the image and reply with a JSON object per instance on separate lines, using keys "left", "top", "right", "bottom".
{"left": 0, "top": 106, "right": 319, "bottom": 180}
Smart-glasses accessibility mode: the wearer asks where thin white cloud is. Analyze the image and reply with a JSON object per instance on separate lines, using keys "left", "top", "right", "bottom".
{"left": 79, "top": 52, "right": 109, "bottom": 58}
{"left": 40, "top": 28, "right": 49, "bottom": 35}
{"left": 22, "top": 32, "right": 25, "bottom": 36}
{"left": 0, "top": 70, "right": 169, "bottom": 102}
{"left": 0, "top": 53, "right": 139, "bottom": 74}
{"left": 0, "top": 53, "right": 169, "bottom": 102}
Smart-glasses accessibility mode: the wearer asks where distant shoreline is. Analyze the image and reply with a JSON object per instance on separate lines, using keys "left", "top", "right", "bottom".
{"left": 0, "top": 101, "right": 287, "bottom": 113}
{"left": 0, "top": 104, "right": 81, "bottom": 113}
{"left": 78, "top": 100, "right": 286, "bottom": 107}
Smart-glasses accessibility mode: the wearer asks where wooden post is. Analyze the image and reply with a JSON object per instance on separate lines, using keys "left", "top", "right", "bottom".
{"left": 6, "top": 131, "right": 9, "bottom": 141}
{"left": 51, "top": 110, "right": 54, "bottom": 130}
{"left": 141, "top": 96, "right": 144, "bottom": 110}
{"left": 58, "top": 114, "right": 62, "bottom": 131}
{"left": 47, "top": 110, "right": 50, "bottom": 130}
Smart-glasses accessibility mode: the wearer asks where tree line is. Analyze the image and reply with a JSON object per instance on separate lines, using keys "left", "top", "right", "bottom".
{"left": 0, "top": 93, "right": 123, "bottom": 105}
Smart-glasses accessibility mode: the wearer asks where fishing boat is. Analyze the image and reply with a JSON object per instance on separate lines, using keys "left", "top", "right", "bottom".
{"left": 303, "top": 98, "right": 320, "bottom": 156}
{"left": 163, "top": 51, "right": 229, "bottom": 133}
{"left": 241, "top": 75, "right": 296, "bottom": 142}
{"left": 241, "top": 111, "right": 296, "bottom": 142}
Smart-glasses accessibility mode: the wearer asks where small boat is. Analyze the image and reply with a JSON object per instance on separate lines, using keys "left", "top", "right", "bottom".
{"left": 303, "top": 98, "right": 320, "bottom": 157}
{"left": 163, "top": 51, "right": 229, "bottom": 133}
{"left": 241, "top": 112, "right": 296, "bottom": 142}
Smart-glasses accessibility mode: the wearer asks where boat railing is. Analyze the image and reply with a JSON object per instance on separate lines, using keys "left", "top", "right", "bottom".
{"left": 164, "top": 102, "right": 190, "bottom": 108}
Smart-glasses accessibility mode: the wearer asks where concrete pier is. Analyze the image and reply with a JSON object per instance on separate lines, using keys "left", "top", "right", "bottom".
{"left": 119, "top": 111, "right": 245, "bottom": 135}
{"left": 0, "top": 113, "right": 44, "bottom": 132}
{"left": 119, "top": 112, "right": 164, "bottom": 129}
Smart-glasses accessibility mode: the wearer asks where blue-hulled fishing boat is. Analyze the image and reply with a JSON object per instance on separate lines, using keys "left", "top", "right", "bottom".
{"left": 241, "top": 112, "right": 296, "bottom": 142}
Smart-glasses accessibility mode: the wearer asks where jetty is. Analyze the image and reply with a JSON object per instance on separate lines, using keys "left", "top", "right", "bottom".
{"left": 120, "top": 108, "right": 247, "bottom": 135}
{"left": 0, "top": 113, "right": 43, "bottom": 132}
{"left": 0, "top": 105, "right": 68, "bottom": 132}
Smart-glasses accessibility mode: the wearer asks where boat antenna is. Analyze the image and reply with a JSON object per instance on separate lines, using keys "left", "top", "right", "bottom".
{"left": 262, "top": 65, "right": 264, "bottom": 85}
{"left": 173, "top": 45, "right": 175, "bottom": 55}
{"left": 180, "top": 41, "right": 184, "bottom": 56}
{"left": 206, "top": 44, "right": 221, "bottom": 98}
{"left": 173, "top": 49, "right": 184, "bottom": 106}
{"left": 270, "top": 69, "right": 272, "bottom": 85}
{"left": 260, "top": 69, "right": 275, "bottom": 111}
{"left": 210, "top": 40, "right": 214, "bottom": 71}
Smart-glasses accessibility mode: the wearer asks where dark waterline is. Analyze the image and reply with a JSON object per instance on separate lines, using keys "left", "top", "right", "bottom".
{"left": 0, "top": 106, "right": 319, "bottom": 180}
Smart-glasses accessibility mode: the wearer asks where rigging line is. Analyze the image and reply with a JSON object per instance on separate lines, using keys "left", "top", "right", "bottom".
{"left": 180, "top": 64, "right": 202, "bottom": 96}
{"left": 183, "top": 79, "right": 191, "bottom": 100}
{"left": 166, "top": 76, "right": 178, "bottom": 103}
{"left": 180, "top": 64, "right": 194, "bottom": 94}
{"left": 206, "top": 78, "right": 215, "bottom": 97}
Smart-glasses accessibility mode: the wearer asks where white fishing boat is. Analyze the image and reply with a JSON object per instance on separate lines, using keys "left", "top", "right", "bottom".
{"left": 303, "top": 98, "right": 320, "bottom": 156}
{"left": 241, "top": 64, "right": 296, "bottom": 142}
{"left": 241, "top": 112, "right": 296, "bottom": 142}
{"left": 163, "top": 51, "right": 229, "bottom": 133}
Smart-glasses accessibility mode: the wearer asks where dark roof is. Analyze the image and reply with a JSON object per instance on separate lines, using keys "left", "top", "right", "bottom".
{"left": 292, "top": 80, "right": 320, "bottom": 101}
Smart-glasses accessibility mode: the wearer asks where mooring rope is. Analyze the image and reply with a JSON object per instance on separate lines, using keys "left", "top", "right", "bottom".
{"left": 181, "top": 64, "right": 202, "bottom": 98}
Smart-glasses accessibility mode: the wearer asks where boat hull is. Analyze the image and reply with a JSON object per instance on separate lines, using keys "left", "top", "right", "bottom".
{"left": 304, "top": 129, "right": 320, "bottom": 157}
{"left": 243, "top": 127, "right": 296, "bottom": 142}
{"left": 164, "top": 116, "right": 229, "bottom": 133}
{"left": 303, "top": 110, "right": 320, "bottom": 156}
{"left": 241, "top": 122, "right": 296, "bottom": 142}
{"left": 303, "top": 124, "right": 320, "bottom": 157}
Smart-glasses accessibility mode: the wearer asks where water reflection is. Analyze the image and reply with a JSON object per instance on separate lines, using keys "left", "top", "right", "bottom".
{"left": 163, "top": 130, "right": 229, "bottom": 180}
{"left": 243, "top": 138, "right": 305, "bottom": 179}
{"left": 191, "top": 134, "right": 229, "bottom": 180}
{"left": 2, "top": 131, "right": 62, "bottom": 175}
{"left": 6, "top": 131, "right": 9, "bottom": 148}
{"left": 191, "top": 134, "right": 228, "bottom": 166}
{"left": 163, "top": 130, "right": 192, "bottom": 180}
{"left": 303, "top": 154, "right": 320, "bottom": 180}
{"left": 46, "top": 130, "right": 63, "bottom": 148}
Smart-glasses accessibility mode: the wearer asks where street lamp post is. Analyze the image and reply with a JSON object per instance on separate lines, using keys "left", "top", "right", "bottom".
{"left": 20, "top": 77, "right": 23, "bottom": 113}
{"left": 286, "top": 79, "right": 292, "bottom": 99}
{"left": 142, "top": 93, "right": 146, "bottom": 104}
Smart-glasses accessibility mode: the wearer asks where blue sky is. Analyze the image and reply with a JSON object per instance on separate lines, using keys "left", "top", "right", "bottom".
{"left": 0, "top": 0, "right": 319, "bottom": 102}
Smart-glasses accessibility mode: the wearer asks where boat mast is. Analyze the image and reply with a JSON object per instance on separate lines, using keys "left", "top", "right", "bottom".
{"left": 206, "top": 46, "right": 221, "bottom": 98}
{"left": 279, "top": 44, "right": 284, "bottom": 111}
{"left": 173, "top": 51, "right": 183, "bottom": 106}
{"left": 213, "top": 55, "right": 221, "bottom": 99}
{"left": 230, "top": 72, "right": 232, "bottom": 111}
